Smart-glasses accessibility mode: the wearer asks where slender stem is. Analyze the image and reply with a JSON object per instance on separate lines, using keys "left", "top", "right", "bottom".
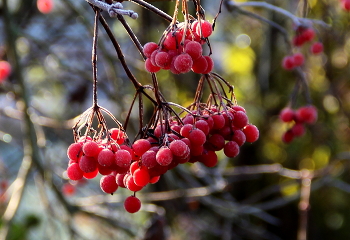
{"left": 92, "top": 8, "right": 100, "bottom": 107}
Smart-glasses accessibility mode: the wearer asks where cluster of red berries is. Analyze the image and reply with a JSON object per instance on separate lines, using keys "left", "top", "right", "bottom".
{"left": 143, "top": 20, "right": 214, "bottom": 74}
{"left": 0, "top": 60, "right": 11, "bottom": 83}
{"left": 279, "top": 105, "right": 318, "bottom": 143}
{"left": 282, "top": 26, "right": 323, "bottom": 70}
{"left": 65, "top": 104, "right": 259, "bottom": 213}
{"left": 341, "top": 0, "right": 350, "bottom": 11}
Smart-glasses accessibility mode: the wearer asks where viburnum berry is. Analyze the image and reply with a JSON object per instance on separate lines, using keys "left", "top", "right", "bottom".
{"left": 116, "top": 173, "right": 127, "bottom": 188}
{"left": 0, "top": 61, "right": 11, "bottom": 82}
{"left": 156, "top": 147, "right": 173, "bottom": 166}
{"left": 280, "top": 107, "right": 295, "bottom": 122}
{"left": 282, "top": 56, "right": 295, "bottom": 70}
{"left": 155, "top": 51, "right": 171, "bottom": 68}
{"left": 232, "top": 111, "right": 249, "bottom": 129}
{"left": 169, "top": 140, "right": 188, "bottom": 157}
{"left": 143, "top": 42, "right": 158, "bottom": 58}
{"left": 141, "top": 150, "right": 157, "bottom": 168}
{"left": 126, "top": 175, "right": 143, "bottom": 192}
{"left": 79, "top": 155, "right": 97, "bottom": 173}
{"left": 211, "top": 114, "right": 225, "bottom": 130}
{"left": 100, "top": 175, "right": 119, "bottom": 194}
{"left": 201, "top": 150, "right": 218, "bottom": 167}
{"left": 173, "top": 53, "right": 193, "bottom": 73}
{"left": 82, "top": 141, "right": 100, "bottom": 157}
{"left": 109, "top": 128, "right": 125, "bottom": 144}
{"left": 293, "top": 53, "right": 305, "bottom": 67}
{"left": 194, "top": 20, "right": 213, "bottom": 38}
{"left": 133, "top": 168, "right": 150, "bottom": 187}
{"left": 97, "top": 149, "right": 115, "bottom": 167}
{"left": 145, "top": 58, "right": 161, "bottom": 73}
{"left": 195, "top": 120, "right": 210, "bottom": 135}
{"left": 37, "top": 0, "right": 53, "bottom": 14}
{"left": 310, "top": 42, "right": 324, "bottom": 54}
{"left": 67, "top": 163, "right": 84, "bottom": 181}
{"left": 185, "top": 41, "right": 202, "bottom": 60}
{"left": 115, "top": 149, "right": 132, "bottom": 168}
{"left": 243, "top": 124, "right": 260, "bottom": 143}
{"left": 84, "top": 168, "right": 99, "bottom": 179}
{"left": 224, "top": 141, "right": 240, "bottom": 158}
{"left": 67, "top": 143, "right": 83, "bottom": 161}
{"left": 231, "top": 130, "right": 246, "bottom": 146}
{"left": 124, "top": 196, "right": 141, "bottom": 213}
{"left": 295, "top": 105, "right": 318, "bottom": 124}
{"left": 342, "top": 0, "right": 350, "bottom": 11}
{"left": 192, "top": 56, "right": 208, "bottom": 74}
{"left": 282, "top": 130, "right": 294, "bottom": 143}
{"left": 188, "top": 128, "right": 206, "bottom": 146}
{"left": 132, "top": 139, "right": 151, "bottom": 156}
{"left": 207, "top": 134, "right": 225, "bottom": 151}
{"left": 203, "top": 56, "right": 214, "bottom": 74}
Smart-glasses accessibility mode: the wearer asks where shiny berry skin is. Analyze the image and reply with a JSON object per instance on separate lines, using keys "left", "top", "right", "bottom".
{"left": 243, "top": 124, "right": 259, "bottom": 143}
{"left": 124, "top": 196, "right": 141, "bottom": 213}
{"left": 280, "top": 107, "right": 295, "bottom": 122}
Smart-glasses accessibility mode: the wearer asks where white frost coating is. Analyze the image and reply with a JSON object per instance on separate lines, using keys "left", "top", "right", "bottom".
{"left": 85, "top": 0, "right": 138, "bottom": 19}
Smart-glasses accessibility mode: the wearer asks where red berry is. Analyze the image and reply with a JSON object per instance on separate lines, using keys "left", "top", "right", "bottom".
{"left": 301, "top": 28, "right": 315, "bottom": 42}
{"left": 169, "top": 140, "right": 188, "bottom": 157}
{"left": 342, "top": 0, "right": 350, "bottom": 11}
{"left": 232, "top": 111, "right": 249, "bottom": 129}
{"left": 156, "top": 147, "right": 173, "bottom": 166}
{"left": 115, "top": 149, "right": 132, "bottom": 168}
{"left": 133, "top": 168, "right": 150, "bottom": 187}
{"left": 67, "top": 163, "right": 84, "bottom": 181}
{"left": 180, "top": 124, "right": 193, "bottom": 138}
{"left": 126, "top": 176, "right": 143, "bottom": 192}
{"left": 282, "top": 130, "right": 294, "bottom": 143}
{"left": 207, "top": 134, "right": 225, "bottom": 151}
{"left": 203, "top": 56, "right": 214, "bottom": 74}
{"left": 37, "top": 0, "right": 53, "bottom": 14}
{"left": 79, "top": 155, "right": 97, "bottom": 173}
{"left": 141, "top": 150, "right": 157, "bottom": 168}
{"left": 310, "top": 42, "right": 323, "bottom": 54}
{"left": 280, "top": 107, "right": 295, "bottom": 122}
{"left": 224, "top": 141, "right": 240, "bottom": 158}
{"left": 195, "top": 20, "right": 213, "bottom": 38}
{"left": 109, "top": 128, "right": 125, "bottom": 144}
{"left": 163, "top": 32, "right": 178, "bottom": 50}
{"left": 295, "top": 105, "right": 318, "bottom": 124}
{"left": 188, "top": 128, "right": 206, "bottom": 146}
{"left": 67, "top": 143, "right": 83, "bottom": 161}
{"left": 124, "top": 196, "right": 141, "bottom": 213}
{"left": 191, "top": 56, "right": 208, "bottom": 74}
{"left": 293, "top": 53, "right": 305, "bottom": 67}
{"left": 201, "top": 150, "right": 218, "bottom": 167}
{"left": 282, "top": 56, "right": 295, "bottom": 70}
{"left": 243, "top": 124, "right": 259, "bottom": 143}
{"left": 173, "top": 53, "right": 193, "bottom": 73}
{"left": 100, "top": 175, "right": 119, "bottom": 194}
{"left": 98, "top": 149, "right": 115, "bottom": 167}
{"left": 185, "top": 41, "right": 202, "bottom": 60}
{"left": 84, "top": 168, "right": 99, "bottom": 179}
{"left": 195, "top": 120, "right": 210, "bottom": 135}
{"left": 0, "top": 61, "right": 11, "bottom": 82}
{"left": 212, "top": 114, "right": 225, "bottom": 130}
{"left": 143, "top": 42, "right": 158, "bottom": 58}
{"left": 231, "top": 130, "right": 246, "bottom": 146}
{"left": 132, "top": 139, "right": 151, "bottom": 156}
{"left": 82, "top": 141, "right": 100, "bottom": 157}
{"left": 149, "top": 175, "right": 160, "bottom": 184}
{"left": 145, "top": 58, "right": 161, "bottom": 73}
{"left": 116, "top": 173, "right": 127, "bottom": 188}
{"left": 155, "top": 51, "right": 171, "bottom": 68}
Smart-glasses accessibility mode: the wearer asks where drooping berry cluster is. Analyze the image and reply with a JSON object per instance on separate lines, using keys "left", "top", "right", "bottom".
{"left": 279, "top": 105, "right": 318, "bottom": 143}
{"left": 282, "top": 26, "right": 323, "bottom": 70}
{"left": 143, "top": 20, "right": 214, "bottom": 74}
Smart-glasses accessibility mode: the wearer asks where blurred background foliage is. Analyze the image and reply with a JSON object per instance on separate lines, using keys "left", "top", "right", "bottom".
{"left": 0, "top": 0, "right": 350, "bottom": 239}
